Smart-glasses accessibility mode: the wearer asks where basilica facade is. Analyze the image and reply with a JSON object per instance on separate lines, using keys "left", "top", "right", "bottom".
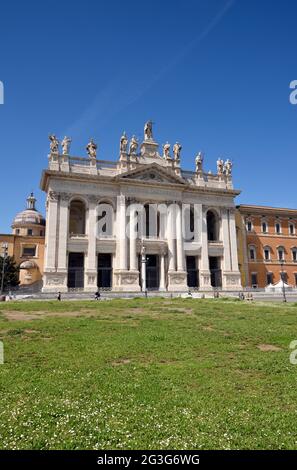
{"left": 40, "top": 123, "right": 242, "bottom": 293}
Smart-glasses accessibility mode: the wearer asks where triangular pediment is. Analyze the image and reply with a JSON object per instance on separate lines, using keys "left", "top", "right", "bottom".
{"left": 115, "top": 163, "right": 186, "bottom": 185}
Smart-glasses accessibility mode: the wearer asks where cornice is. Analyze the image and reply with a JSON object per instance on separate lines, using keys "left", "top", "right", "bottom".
{"left": 40, "top": 169, "right": 241, "bottom": 198}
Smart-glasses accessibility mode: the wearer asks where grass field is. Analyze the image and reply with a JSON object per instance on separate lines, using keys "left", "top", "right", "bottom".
{"left": 0, "top": 297, "right": 297, "bottom": 450}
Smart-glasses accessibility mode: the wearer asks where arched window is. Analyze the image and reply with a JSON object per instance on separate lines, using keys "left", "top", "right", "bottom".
{"left": 261, "top": 220, "right": 268, "bottom": 233}
{"left": 277, "top": 246, "right": 285, "bottom": 261}
{"left": 246, "top": 219, "right": 253, "bottom": 232}
{"left": 207, "top": 210, "right": 219, "bottom": 241}
{"left": 289, "top": 223, "right": 295, "bottom": 236}
{"left": 69, "top": 199, "right": 86, "bottom": 235}
{"left": 263, "top": 246, "right": 271, "bottom": 261}
{"left": 275, "top": 222, "right": 281, "bottom": 234}
{"left": 249, "top": 245, "right": 256, "bottom": 261}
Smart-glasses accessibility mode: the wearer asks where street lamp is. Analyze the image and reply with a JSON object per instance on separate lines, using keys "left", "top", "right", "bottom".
{"left": 141, "top": 241, "right": 148, "bottom": 296}
{"left": 280, "top": 260, "right": 287, "bottom": 303}
{"left": 0, "top": 243, "right": 9, "bottom": 296}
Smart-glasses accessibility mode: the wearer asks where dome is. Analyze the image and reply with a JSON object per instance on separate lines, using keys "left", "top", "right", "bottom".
{"left": 13, "top": 209, "right": 45, "bottom": 227}
{"left": 12, "top": 193, "right": 45, "bottom": 228}
{"left": 20, "top": 260, "right": 38, "bottom": 270}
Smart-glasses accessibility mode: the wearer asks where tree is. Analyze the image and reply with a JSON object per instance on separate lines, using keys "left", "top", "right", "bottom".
{"left": 0, "top": 256, "right": 20, "bottom": 291}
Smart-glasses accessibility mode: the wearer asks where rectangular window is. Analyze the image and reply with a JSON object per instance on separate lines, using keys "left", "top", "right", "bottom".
{"left": 262, "top": 222, "right": 268, "bottom": 233}
{"left": 251, "top": 273, "right": 258, "bottom": 288}
{"left": 247, "top": 221, "right": 252, "bottom": 232}
{"left": 27, "top": 229, "right": 33, "bottom": 236}
{"left": 264, "top": 249, "right": 270, "bottom": 261}
{"left": 275, "top": 223, "right": 281, "bottom": 234}
{"left": 267, "top": 273, "right": 273, "bottom": 285}
{"left": 290, "top": 224, "right": 295, "bottom": 235}
{"left": 295, "top": 273, "right": 297, "bottom": 286}
{"left": 293, "top": 250, "right": 297, "bottom": 262}
{"left": 22, "top": 246, "right": 36, "bottom": 257}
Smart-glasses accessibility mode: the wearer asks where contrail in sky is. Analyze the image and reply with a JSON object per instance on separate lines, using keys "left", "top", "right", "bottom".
{"left": 65, "top": 0, "right": 235, "bottom": 139}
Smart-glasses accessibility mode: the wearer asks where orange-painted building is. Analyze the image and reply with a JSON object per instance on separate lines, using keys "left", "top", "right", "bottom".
{"left": 0, "top": 193, "right": 45, "bottom": 287}
{"left": 236, "top": 205, "right": 297, "bottom": 288}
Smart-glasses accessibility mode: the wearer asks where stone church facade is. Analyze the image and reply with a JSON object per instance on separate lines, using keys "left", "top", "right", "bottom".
{"left": 40, "top": 123, "right": 242, "bottom": 293}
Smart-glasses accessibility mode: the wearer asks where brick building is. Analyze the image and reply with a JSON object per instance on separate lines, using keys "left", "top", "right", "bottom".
{"left": 236, "top": 205, "right": 297, "bottom": 288}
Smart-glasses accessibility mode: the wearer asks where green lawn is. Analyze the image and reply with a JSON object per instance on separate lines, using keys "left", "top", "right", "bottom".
{"left": 0, "top": 297, "right": 297, "bottom": 450}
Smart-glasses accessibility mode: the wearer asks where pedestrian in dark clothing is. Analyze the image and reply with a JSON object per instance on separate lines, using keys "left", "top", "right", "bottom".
{"left": 94, "top": 291, "right": 101, "bottom": 300}
{"left": 57, "top": 292, "right": 61, "bottom": 301}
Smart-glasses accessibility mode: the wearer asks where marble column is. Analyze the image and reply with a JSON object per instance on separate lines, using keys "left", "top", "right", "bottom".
{"left": 167, "top": 203, "right": 176, "bottom": 271}
{"left": 221, "top": 208, "right": 231, "bottom": 272}
{"left": 85, "top": 197, "right": 98, "bottom": 291}
{"left": 194, "top": 203, "right": 202, "bottom": 243}
{"left": 57, "top": 195, "right": 69, "bottom": 271}
{"left": 229, "top": 209, "right": 241, "bottom": 274}
{"left": 176, "top": 203, "right": 185, "bottom": 271}
{"left": 56, "top": 193, "right": 70, "bottom": 290}
{"left": 221, "top": 208, "right": 242, "bottom": 290}
{"left": 167, "top": 203, "right": 188, "bottom": 292}
{"left": 200, "top": 206, "right": 211, "bottom": 290}
{"left": 42, "top": 191, "right": 64, "bottom": 292}
{"left": 118, "top": 195, "right": 127, "bottom": 270}
{"left": 129, "top": 208, "right": 138, "bottom": 271}
{"left": 44, "top": 191, "right": 59, "bottom": 271}
{"left": 159, "top": 250, "right": 166, "bottom": 291}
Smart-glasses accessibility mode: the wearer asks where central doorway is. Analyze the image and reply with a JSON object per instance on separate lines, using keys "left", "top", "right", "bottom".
{"left": 209, "top": 256, "right": 222, "bottom": 288}
{"left": 186, "top": 256, "right": 199, "bottom": 288}
{"left": 68, "top": 252, "right": 84, "bottom": 288}
{"left": 146, "top": 254, "right": 159, "bottom": 290}
{"left": 98, "top": 254, "right": 112, "bottom": 289}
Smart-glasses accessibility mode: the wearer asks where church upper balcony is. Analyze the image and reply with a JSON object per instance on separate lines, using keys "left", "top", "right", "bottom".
{"left": 46, "top": 123, "right": 236, "bottom": 191}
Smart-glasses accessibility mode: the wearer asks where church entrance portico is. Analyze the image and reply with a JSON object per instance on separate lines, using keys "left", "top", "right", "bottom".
{"left": 41, "top": 121, "right": 242, "bottom": 293}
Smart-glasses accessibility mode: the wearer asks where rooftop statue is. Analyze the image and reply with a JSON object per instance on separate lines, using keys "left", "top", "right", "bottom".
{"left": 195, "top": 152, "right": 204, "bottom": 172}
{"left": 49, "top": 134, "right": 59, "bottom": 154}
{"left": 129, "top": 135, "right": 138, "bottom": 155}
{"left": 173, "top": 142, "right": 182, "bottom": 161}
{"left": 163, "top": 142, "right": 171, "bottom": 160}
{"left": 120, "top": 132, "right": 128, "bottom": 153}
{"left": 144, "top": 120, "right": 153, "bottom": 140}
{"left": 224, "top": 159, "right": 233, "bottom": 176}
{"left": 86, "top": 139, "right": 97, "bottom": 159}
{"left": 61, "top": 136, "right": 71, "bottom": 155}
{"left": 217, "top": 158, "right": 224, "bottom": 175}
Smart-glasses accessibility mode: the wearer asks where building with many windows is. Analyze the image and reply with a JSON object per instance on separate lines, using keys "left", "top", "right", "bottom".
{"left": 40, "top": 123, "right": 242, "bottom": 293}
{"left": 236, "top": 205, "right": 297, "bottom": 288}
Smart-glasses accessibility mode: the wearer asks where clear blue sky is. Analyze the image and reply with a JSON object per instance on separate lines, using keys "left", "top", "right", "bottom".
{"left": 0, "top": 0, "right": 296, "bottom": 232}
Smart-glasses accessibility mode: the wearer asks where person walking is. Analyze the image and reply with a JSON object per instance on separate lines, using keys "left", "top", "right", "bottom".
{"left": 57, "top": 291, "right": 61, "bottom": 301}
{"left": 94, "top": 290, "right": 101, "bottom": 300}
